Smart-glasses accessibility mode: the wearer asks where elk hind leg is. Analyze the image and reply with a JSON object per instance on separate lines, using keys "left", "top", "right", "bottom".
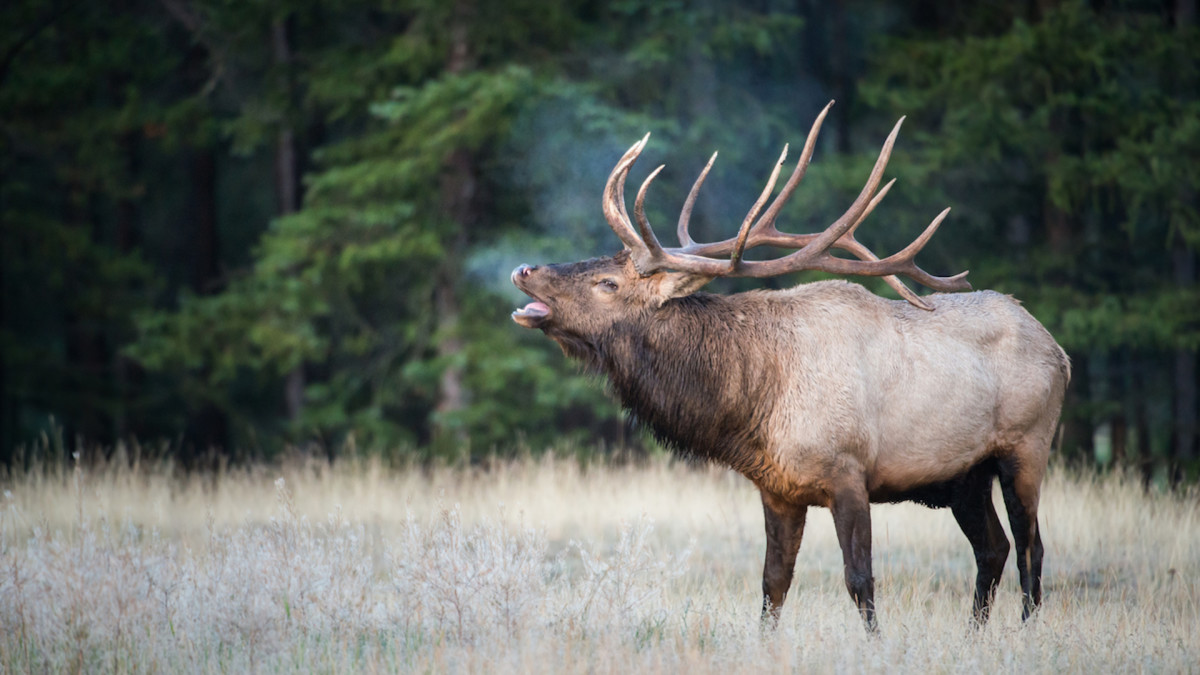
{"left": 760, "top": 492, "right": 807, "bottom": 625}
{"left": 999, "top": 455, "right": 1046, "bottom": 621}
{"left": 949, "top": 463, "right": 1010, "bottom": 628}
{"left": 831, "top": 483, "right": 876, "bottom": 632}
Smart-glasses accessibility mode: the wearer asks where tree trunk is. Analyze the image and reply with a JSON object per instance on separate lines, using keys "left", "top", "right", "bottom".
{"left": 1173, "top": 243, "right": 1197, "bottom": 469}
{"left": 1177, "top": 0, "right": 1196, "bottom": 27}
{"left": 190, "top": 151, "right": 220, "bottom": 292}
{"left": 829, "top": 0, "right": 852, "bottom": 155}
{"left": 272, "top": 16, "right": 306, "bottom": 424}
{"left": 797, "top": 0, "right": 853, "bottom": 152}
{"left": 1087, "top": 350, "right": 1113, "bottom": 467}
{"left": 688, "top": 49, "right": 717, "bottom": 132}
{"left": 1172, "top": 0, "right": 1198, "bottom": 475}
{"left": 59, "top": 182, "right": 110, "bottom": 448}
{"left": 1040, "top": 0, "right": 1073, "bottom": 255}
{"left": 0, "top": 254, "right": 6, "bottom": 463}
{"left": 433, "top": 157, "right": 474, "bottom": 453}
{"left": 114, "top": 131, "right": 143, "bottom": 441}
{"left": 0, "top": 166, "right": 8, "bottom": 462}
{"left": 1129, "top": 353, "right": 1155, "bottom": 487}
{"left": 432, "top": 0, "right": 476, "bottom": 452}
{"left": 1043, "top": 157, "right": 1073, "bottom": 253}
{"left": 186, "top": 147, "right": 228, "bottom": 460}
{"left": 280, "top": 119, "right": 304, "bottom": 422}
{"left": 1062, "top": 353, "right": 1092, "bottom": 462}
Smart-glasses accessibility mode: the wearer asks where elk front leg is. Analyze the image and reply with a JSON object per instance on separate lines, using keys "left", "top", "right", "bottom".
{"left": 831, "top": 483, "right": 876, "bottom": 632}
{"left": 760, "top": 492, "right": 807, "bottom": 624}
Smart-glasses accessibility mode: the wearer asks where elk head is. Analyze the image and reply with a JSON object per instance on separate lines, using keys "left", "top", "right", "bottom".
{"left": 511, "top": 251, "right": 710, "bottom": 362}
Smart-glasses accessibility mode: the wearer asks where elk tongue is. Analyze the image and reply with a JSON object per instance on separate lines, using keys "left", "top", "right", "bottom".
{"left": 516, "top": 301, "right": 549, "bottom": 316}
{"left": 512, "top": 301, "right": 551, "bottom": 324}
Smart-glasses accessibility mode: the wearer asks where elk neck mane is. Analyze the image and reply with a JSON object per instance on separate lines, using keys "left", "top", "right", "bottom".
{"left": 590, "top": 291, "right": 781, "bottom": 472}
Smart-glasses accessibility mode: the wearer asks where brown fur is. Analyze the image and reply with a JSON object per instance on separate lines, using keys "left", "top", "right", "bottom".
{"left": 512, "top": 252, "right": 1070, "bottom": 630}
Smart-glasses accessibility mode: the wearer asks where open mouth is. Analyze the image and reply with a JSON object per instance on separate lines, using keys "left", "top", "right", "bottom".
{"left": 511, "top": 265, "right": 552, "bottom": 328}
{"left": 512, "top": 299, "right": 551, "bottom": 328}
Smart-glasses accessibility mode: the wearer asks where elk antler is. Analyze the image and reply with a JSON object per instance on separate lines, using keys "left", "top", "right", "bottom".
{"left": 601, "top": 101, "right": 971, "bottom": 310}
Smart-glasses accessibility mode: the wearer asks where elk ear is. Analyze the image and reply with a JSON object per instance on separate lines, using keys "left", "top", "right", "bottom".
{"left": 655, "top": 271, "right": 713, "bottom": 301}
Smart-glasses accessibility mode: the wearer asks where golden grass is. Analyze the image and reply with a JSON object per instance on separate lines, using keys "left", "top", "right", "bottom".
{"left": 1, "top": 454, "right": 1197, "bottom": 673}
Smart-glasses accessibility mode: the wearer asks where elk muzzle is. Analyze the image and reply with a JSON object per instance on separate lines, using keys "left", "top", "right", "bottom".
{"left": 511, "top": 264, "right": 551, "bottom": 328}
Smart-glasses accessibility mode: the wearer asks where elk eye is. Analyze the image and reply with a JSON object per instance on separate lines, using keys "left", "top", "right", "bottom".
{"left": 596, "top": 279, "right": 619, "bottom": 293}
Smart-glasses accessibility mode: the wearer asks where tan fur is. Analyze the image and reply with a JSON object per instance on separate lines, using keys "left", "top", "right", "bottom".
{"left": 742, "top": 280, "right": 1068, "bottom": 506}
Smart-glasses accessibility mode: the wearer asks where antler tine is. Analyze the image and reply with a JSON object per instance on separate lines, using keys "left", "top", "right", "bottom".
{"left": 783, "top": 115, "right": 904, "bottom": 266}
{"left": 891, "top": 207, "right": 952, "bottom": 261}
{"left": 614, "top": 138, "right": 645, "bottom": 236}
{"left": 846, "top": 178, "right": 895, "bottom": 239}
{"left": 602, "top": 133, "right": 652, "bottom": 252}
{"left": 751, "top": 101, "right": 834, "bottom": 237}
{"left": 835, "top": 178, "right": 926, "bottom": 306}
{"left": 883, "top": 208, "right": 971, "bottom": 291}
{"left": 801, "top": 207, "right": 970, "bottom": 293}
{"left": 732, "top": 145, "right": 789, "bottom": 269}
{"left": 634, "top": 165, "right": 669, "bottom": 257}
{"left": 677, "top": 151, "right": 717, "bottom": 247}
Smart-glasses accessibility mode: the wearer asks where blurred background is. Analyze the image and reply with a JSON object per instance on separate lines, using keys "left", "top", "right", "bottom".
{"left": 1, "top": 0, "right": 1196, "bottom": 482}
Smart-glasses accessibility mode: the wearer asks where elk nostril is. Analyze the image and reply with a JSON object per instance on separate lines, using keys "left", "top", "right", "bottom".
{"left": 515, "top": 264, "right": 536, "bottom": 278}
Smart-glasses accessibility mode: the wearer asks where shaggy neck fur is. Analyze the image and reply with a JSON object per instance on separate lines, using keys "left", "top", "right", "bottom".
{"left": 556, "top": 292, "right": 781, "bottom": 476}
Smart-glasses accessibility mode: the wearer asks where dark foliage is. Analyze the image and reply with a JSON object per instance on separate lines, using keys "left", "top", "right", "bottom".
{"left": 1, "top": 0, "right": 1196, "bottom": 481}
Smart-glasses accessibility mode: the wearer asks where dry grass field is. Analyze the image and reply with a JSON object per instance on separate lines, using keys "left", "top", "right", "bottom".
{"left": 1, "top": 451, "right": 1197, "bottom": 673}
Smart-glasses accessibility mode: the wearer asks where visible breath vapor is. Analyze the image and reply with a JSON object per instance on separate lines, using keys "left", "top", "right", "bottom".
{"left": 468, "top": 96, "right": 653, "bottom": 301}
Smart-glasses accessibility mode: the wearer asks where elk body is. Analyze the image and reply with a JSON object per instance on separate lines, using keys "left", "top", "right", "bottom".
{"left": 511, "top": 103, "right": 1070, "bottom": 631}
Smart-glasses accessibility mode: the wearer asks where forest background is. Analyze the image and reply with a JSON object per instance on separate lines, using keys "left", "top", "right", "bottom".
{"left": 2, "top": 0, "right": 1198, "bottom": 482}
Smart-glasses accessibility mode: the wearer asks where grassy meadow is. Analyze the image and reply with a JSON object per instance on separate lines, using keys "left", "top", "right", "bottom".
{"left": 1, "top": 451, "right": 1197, "bottom": 673}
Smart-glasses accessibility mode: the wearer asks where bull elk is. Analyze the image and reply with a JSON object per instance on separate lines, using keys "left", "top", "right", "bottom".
{"left": 511, "top": 102, "right": 1070, "bottom": 631}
